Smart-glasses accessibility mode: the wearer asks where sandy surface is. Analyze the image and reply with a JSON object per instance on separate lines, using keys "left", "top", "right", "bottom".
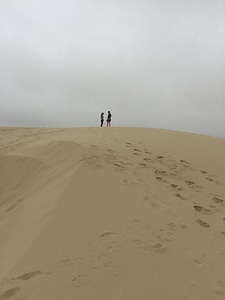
{"left": 0, "top": 127, "right": 225, "bottom": 300}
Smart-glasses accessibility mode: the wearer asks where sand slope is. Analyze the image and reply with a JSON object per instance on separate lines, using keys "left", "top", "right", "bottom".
{"left": 0, "top": 127, "right": 225, "bottom": 300}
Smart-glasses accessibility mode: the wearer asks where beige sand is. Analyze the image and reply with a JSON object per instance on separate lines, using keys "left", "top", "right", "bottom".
{"left": 0, "top": 127, "right": 225, "bottom": 300}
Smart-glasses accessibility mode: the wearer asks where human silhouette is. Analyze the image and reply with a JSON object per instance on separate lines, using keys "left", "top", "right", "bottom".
{"left": 106, "top": 111, "right": 112, "bottom": 127}
{"left": 100, "top": 112, "right": 104, "bottom": 127}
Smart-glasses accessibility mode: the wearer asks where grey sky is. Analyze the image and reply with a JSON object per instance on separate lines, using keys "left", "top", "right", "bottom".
{"left": 1, "top": 0, "right": 225, "bottom": 137}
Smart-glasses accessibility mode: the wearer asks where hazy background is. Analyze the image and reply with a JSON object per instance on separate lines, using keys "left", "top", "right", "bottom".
{"left": 1, "top": 0, "right": 225, "bottom": 137}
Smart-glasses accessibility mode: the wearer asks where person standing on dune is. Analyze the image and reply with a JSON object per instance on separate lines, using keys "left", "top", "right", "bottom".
{"left": 100, "top": 112, "right": 104, "bottom": 127}
{"left": 106, "top": 111, "right": 112, "bottom": 127}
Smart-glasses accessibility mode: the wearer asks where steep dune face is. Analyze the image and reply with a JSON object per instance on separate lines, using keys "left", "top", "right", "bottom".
{"left": 0, "top": 137, "right": 83, "bottom": 281}
{"left": 0, "top": 127, "right": 225, "bottom": 300}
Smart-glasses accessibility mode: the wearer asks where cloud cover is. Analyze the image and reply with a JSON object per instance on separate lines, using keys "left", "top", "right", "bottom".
{"left": 1, "top": 0, "right": 225, "bottom": 137}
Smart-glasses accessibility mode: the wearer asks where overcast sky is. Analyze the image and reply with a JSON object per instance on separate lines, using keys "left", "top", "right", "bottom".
{"left": 1, "top": 0, "right": 225, "bottom": 137}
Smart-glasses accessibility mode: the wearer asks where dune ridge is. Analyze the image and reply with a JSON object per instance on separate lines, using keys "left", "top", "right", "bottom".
{"left": 0, "top": 127, "right": 225, "bottom": 300}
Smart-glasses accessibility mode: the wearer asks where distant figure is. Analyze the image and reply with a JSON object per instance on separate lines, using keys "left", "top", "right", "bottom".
{"left": 100, "top": 112, "right": 104, "bottom": 127}
{"left": 106, "top": 111, "right": 112, "bottom": 127}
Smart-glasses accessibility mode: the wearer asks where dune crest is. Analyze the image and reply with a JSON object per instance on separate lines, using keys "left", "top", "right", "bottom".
{"left": 0, "top": 127, "right": 225, "bottom": 299}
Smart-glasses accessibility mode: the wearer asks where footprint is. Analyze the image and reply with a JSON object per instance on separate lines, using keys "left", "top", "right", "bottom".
{"left": 152, "top": 243, "right": 167, "bottom": 254}
{"left": 131, "top": 239, "right": 145, "bottom": 247}
{"left": 133, "top": 218, "right": 141, "bottom": 223}
{"left": 60, "top": 257, "right": 86, "bottom": 267}
{"left": 0, "top": 288, "right": 20, "bottom": 300}
{"left": 196, "top": 219, "right": 210, "bottom": 228}
{"left": 139, "top": 163, "right": 147, "bottom": 167}
{"left": 180, "top": 160, "right": 190, "bottom": 164}
{"left": 131, "top": 239, "right": 153, "bottom": 251}
{"left": 60, "top": 258, "right": 74, "bottom": 267}
{"left": 125, "top": 142, "right": 133, "bottom": 147}
{"left": 206, "top": 177, "right": 214, "bottom": 182}
{"left": 170, "top": 172, "right": 177, "bottom": 177}
{"left": 185, "top": 181, "right": 202, "bottom": 191}
{"left": 193, "top": 206, "right": 212, "bottom": 215}
{"left": 128, "top": 219, "right": 151, "bottom": 232}
{"left": 193, "top": 259, "right": 203, "bottom": 268}
{"left": 142, "top": 196, "right": 151, "bottom": 203}
{"left": 171, "top": 184, "right": 182, "bottom": 191}
{"left": 144, "top": 151, "right": 151, "bottom": 155}
{"left": 103, "top": 261, "right": 119, "bottom": 281}
{"left": 213, "top": 196, "right": 224, "bottom": 204}
{"left": 72, "top": 274, "right": 89, "bottom": 287}
{"left": 171, "top": 184, "right": 178, "bottom": 188}
{"left": 104, "top": 261, "right": 112, "bottom": 270}
{"left": 213, "top": 281, "right": 225, "bottom": 295}
{"left": 175, "top": 193, "right": 185, "bottom": 200}
{"left": 200, "top": 170, "right": 207, "bottom": 174}
{"left": 99, "top": 232, "right": 115, "bottom": 238}
{"left": 185, "top": 180, "right": 195, "bottom": 186}
{"left": 114, "top": 163, "right": 125, "bottom": 169}
{"left": 151, "top": 202, "right": 168, "bottom": 212}
{"left": 14, "top": 271, "right": 51, "bottom": 281}
{"left": 107, "top": 149, "right": 114, "bottom": 153}
{"left": 155, "top": 169, "right": 168, "bottom": 175}
{"left": 122, "top": 179, "right": 145, "bottom": 186}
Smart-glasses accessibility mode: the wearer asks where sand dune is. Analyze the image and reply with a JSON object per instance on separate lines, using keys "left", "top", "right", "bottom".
{"left": 0, "top": 127, "right": 225, "bottom": 300}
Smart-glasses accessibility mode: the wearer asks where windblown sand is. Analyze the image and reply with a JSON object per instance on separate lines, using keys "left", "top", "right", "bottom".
{"left": 0, "top": 127, "right": 225, "bottom": 300}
